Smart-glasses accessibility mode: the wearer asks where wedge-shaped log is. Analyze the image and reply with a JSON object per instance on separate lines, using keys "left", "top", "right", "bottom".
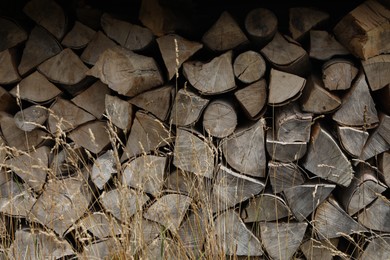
{"left": 0, "top": 49, "right": 20, "bottom": 84}
{"left": 142, "top": 238, "right": 187, "bottom": 260}
{"left": 68, "top": 121, "right": 110, "bottom": 154}
{"left": 105, "top": 94, "right": 133, "bottom": 132}
{"left": 301, "top": 238, "right": 339, "bottom": 260}
{"left": 309, "top": 30, "right": 349, "bottom": 60}
{"left": 0, "top": 17, "right": 28, "bottom": 51}
{"left": 78, "top": 212, "right": 122, "bottom": 239}
{"left": 268, "top": 161, "right": 305, "bottom": 193}
{"left": 245, "top": 8, "right": 278, "bottom": 47}
{"left": 91, "top": 150, "right": 116, "bottom": 190}
{"left": 0, "top": 86, "right": 17, "bottom": 113}
{"left": 222, "top": 119, "right": 266, "bottom": 177}
{"left": 362, "top": 54, "right": 390, "bottom": 91}
{"left": 234, "top": 79, "right": 267, "bottom": 119}
{"left": 378, "top": 151, "right": 390, "bottom": 186}
{"left": 358, "top": 236, "right": 390, "bottom": 259}
{"left": 203, "top": 99, "right": 237, "bottom": 138}
{"left": 14, "top": 105, "right": 48, "bottom": 132}
{"left": 289, "top": 7, "right": 329, "bottom": 41}
{"left": 81, "top": 238, "right": 122, "bottom": 260}
{"left": 337, "top": 126, "right": 369, "bottom": 157}
{"left": 266, "top": 131, "right": 307, "bottom": 162}
{"left": 183, "top": 51, "right": 235, "bottom": 95}
{"left": 233, "top": 50, "right": 266, "bottom": 84}
{"left": 303, "top": 123, "right": 353, "bottom": 187}
{"left": 61, "top": 21, "right": 95, "bottom": 49}
{"left": 357, "top": 196, "right": 390, "bottom": 232}
{"left": 322, "top": 59, "right": 358, "bottom": 91}
{"left": 81, "top": 31, "right": 117, "bottom": 65}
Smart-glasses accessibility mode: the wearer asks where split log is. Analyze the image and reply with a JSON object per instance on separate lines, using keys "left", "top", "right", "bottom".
{"left": 101, "top": 13, "right": 154, "bottom": 51}
{"left": 313, "top": 197, "right": 367, "bottom": 239}
{"left": 156, "top": 34, "right": 203, "bottom": 80}
{"left": 268, "top": 69, "right": 306, "bottom": 106}
{"left": 61, "top": 21, "right": 96, "bottom": 49}
{"left": 14, "top": 105, "right": 48, "bottom": 132}
{"left": 303, "top": 123, "right": 353, "bottom": 187}
{"left": 0, "top": 86, "right": 17, "bottom": 113}
{"left": 214, "top": 210, "right": 263, "bottom": 256}
{"left": 29, "top": 176, "right": 92, "bottom": 237}
{"left": 322, "top": 59, "right": 358, "bottom": 91}
{"left": 266, "top": 131, "right": 307, "bottom": 162}
{"left": 105, "top": 94, "right": 133, "bottom": 132}
{"left": 289, "top": 7, "right": 329, "bottom": 41}
{"left": 71, "top": 80, "right": 110, "bottom": 119}
{"left": 68, "top": 120, "right": 111, "bottom": 154}
{"left": 23, "top": 0, "right": 67, "bottom": 40}
{"left": 309, "top": 30, "right": 349, "bottom": 60}
{"left": 357, "top": 195, "right": 390, "bottom": 232}
{"left": 268, "top": 161, "right": 305, "bottom": 193}
{"left": 78, "top": 212, "right": 122, "bottom": 239}
{"left": 121, "top": 112, "right": 172, "bottom": 161}
{"left": 80, "top": 31, "right": 117, "bottom": 65}
{"left": 260, "top": 32, "right": 310, "bottom": 76}
{"left": 283, "top": 182, "right": 335, "bottom": 221}
{"left": 173, "top": 128, "right": 215, "bottom": 178}
{"left": 234, "top": 79, "right": 267, "bottom": 119}
{"left": 122, "top": 155, "right": 167, "bottom": 196}
{"left": 75, "top": 4, "right": 103, "bottom": 31}
{"left": 129, "top": 85, "right": 175, "bottom": 121}
{"left": 87, "top": 46, "right": 164, "bottom": 97}
{"left": 338, "top": 163, "right": 387, "bottom": 216}
{"left": 47, "top": 98, "right": 95, "bottom": 134}
{"left": 141, "top": 238, "right": 186, "bottom": 259}
{"left": 143, "top": 193, "right": 192, "bottom": 232}
{"left": 0, "top": 49, "right": 20, "bottom": 84}
{"left": 5, "top": 146, "right": 50, "bottom": 192}
{"left": 233, "top": 51, "right": 266, "bottom": 84}
{"left": 359, "top": 236, "right": 390, "bottom": 259}
{"left": 260, "top": 222, "right": 307, "bottom": 260}
{"left": 300, "top": 238, "right": 340, "bottom": 260}
{"left": 244, "top": 8, "right": 278, "bottom": 47}
{"left": 50, "top": 144, "right": 86, "bottom": 177}
{"left": 202, "top": 11, "right": 248, "bottom": 52}
{"left": 169, "top": 88, "right": 209, "bottom": 126}
{"left": 337, "top": 126, "right": 369, "bottom": 157}
{"left": 221, "top": 119, "right": 266, "bottom": 177}
{"left": 81, "top": 238, "right": 121, "bottom": 260}
{"left": 203, "top": 99, "right": 237, "bottom": 138}
{"left": 91, "top": 150, "right": 116, "bottom": 190}
{"left": 10, "top": 71, "right": 62, "bottom": 103}
{"left": 183, "top": 51, "right": 235, "bottom": 95}
{"left": 0, "top": 17, "right": 28, "bottom": 51}
{"left": 378, "top": 151, "right": 390, "bottom": 186}
{"left": 333, "top": 0, "right": 390, "bottom": 59}
{"left": 241, "top": 193, "right": 290, "bottom": 222}
{"left": 212, "top": 165, "right": 265, "bottom": 212}
{"left": 18, "top": 26, "right": 62, "bottom": 76}
{"left": 99, "top": 187, "right": 149, "bottom": 222}
{"left": 362, "top": 54, "right": 390, "bottom": 91}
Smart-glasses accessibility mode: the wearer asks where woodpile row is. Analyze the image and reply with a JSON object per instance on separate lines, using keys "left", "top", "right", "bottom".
{"left": 0, "top": 0, "right": 389, "bottom": 258}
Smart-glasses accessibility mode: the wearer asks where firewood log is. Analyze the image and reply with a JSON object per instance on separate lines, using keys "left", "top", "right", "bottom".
{"left": 357, "top": 195, "right": 390, "bottom": 232}
{"left": 142, "top": 238, "right": 186, "bottom": 259}
{"left": 0, "top": 49, "right": 20, "bottom": 85}
{"left": 91, "top": 150, "right": 116, "bottom": 190}
{"left": 358, "top": 236, "right": 390, "bottom": 259}
{"left": 266, "top": 131, "right": 307, "bottom": 162}
{"left": 0, "top": 17, "right": 28, "bottom": 52}
{"left": 61, "top": 21, "right": 95, "bottom": 49}
{"left": 0, "top": 86, "right": 18, "bottom": 113}
{"left": 268, "top": 161, "right": 305, "bottom": 193}
{"left": 202, "top": 98, "right": 237, "bottom": 138}
{"left": 337, "top": 126, "right": 369, "bottom": 157}
{"left": 362, "top": 54, "right": 390, "bottom": 91}
{"left": 80, "top": 31, "right": 117, "bottom": 65}
{"left": 14, "top": 105, "right": 48, "bottom": 132}
{"left": 105, "top": 94, "right": 133, "bottom": 132}
{"left": 49, "top": 143, "right": 86, "bottom": 178}
{"left": 233, "top": 50, "right": 266, "bottom": 84}
{"left": 309, "top": 30, "right": 349, "bottom": 60}
{"left": 81, "top": 238, "right": 121, "bottom": 260}
{"left": 289, "top": 7, "right": 329, "bottom": 41}
{"left": 244, "top": 8, "right": 278, "bottom": 47}
{"left": 234, "top": 79, "right": 267, "bottom": 119}
{"left": 78, "top": 212, "right": 122, "bottom": 239}
{"left": 322, "top": 59, "right": 358, "bottom": 91}
{"left": 378, "top": 151, "right": 390, "bottom": 186}
{"left": 300, "top": 238, "right": 339, "bottom": 260}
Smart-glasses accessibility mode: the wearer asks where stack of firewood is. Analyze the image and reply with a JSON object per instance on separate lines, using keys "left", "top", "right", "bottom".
{"left": 0, "top": 0, "right": 389, "bottom": 258}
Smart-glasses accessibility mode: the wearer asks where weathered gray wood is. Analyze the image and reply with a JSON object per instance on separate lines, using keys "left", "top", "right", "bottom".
{"left": 358, "top": 236, "right": 390, "bottom": 260}
{"left": 266, "top": 131, "right": 307, "bottom": 162}
{"left": 183, "top": 51, "right": 236, "bottom": 95}
{"left": 87, "top": 46, "right": 163, "bottom": 97}
{"left": 260, "top": 222, "right": 307, "bottom": 260}
{"left": 337, "top": 126, "right": 369, "bottom": 157}
{"left": 378, "top": 151, "right": 390, "bottom": 186}
{"left": 221, "top": 119, "right": 266, "bottom": 177}
{"left": 81, "top": 31, "right": 117, "bottom": 65}
{"left": 0, "top": 86, "right": 17, "bottom": 113}
{"left": 234, "top": 79, "right": 267, "bottom": 119}
{"left": 105, "top": 94, "right": 133, "bottom": 132}
{"left": 202, "top": 11, "right": 248, "bottom": 51}
{"left": 49, "top": 144, "right": 86, "bottom": 178}
{"left": 283, "top": 182, "right": 335, "bottom": 221}
{"left": 214, "top": 210, "right": 263, "bottom": 256}
{"left": 245, "top": 8, "right": 278, "bottom": 46}
{"left": 141, "top": 238, "right": 186, "bottom": 260}
{"left": 173, "top": 128, "right": 215, "bottom": 178}
{"left": 362, "top": 54, "right": 390, "bottom": 91}
{"left": 0, "top": 17, "right": 28, "bottom": 52}
{"left": 233, "top": 51, "right": 266, "bottom": 84}
{"left": 268, "top": 161, "right": 305, "bottom": 193}
{"left": 289, "top": 7, "right": 329, "bottom": 41}
{"left": 203, "top": 99, "right": 237, "bottom": 138}
{"left": 357, "top": 195, "right": 390, "bottom": 232}
{"left": 14, "top": 105, "right": 48, "bottom": 132}
{"left": 61, "top": 21, "right": 95, "bottom": 49}
{"left": 81, "top": 238, "right": 121, "bottom": 260}
{"left": 309, "top": 30, "right": 349, "bottom": 60}
{"left": 322, "top": 59, "right": 358, "bottom": 91}
{"left": 303, "top": 123, "right": 353, "bottom": 187}
{"left": 78, "top": 212, "right": 122, "bottom": 239}
{"left": 91, "top": 150, "right": 116, "bottom": 190}
{"left": 0, "top": 49, "right": 20, "bottom": 85}
{"left": 301, "top": 238, "right": 340, "bottom": 260}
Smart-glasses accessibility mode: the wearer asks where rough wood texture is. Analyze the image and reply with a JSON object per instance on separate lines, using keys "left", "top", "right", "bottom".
{"left": 105, "top": 94, "right": 133, "bottom": 131}
{"left": 362, "top": 54, "right": 390, "bottom": 91}
{"left": 91, "top": 150, "right": 116, "bottom": 189}
{"left": 289, "top": 7, "right": 329, "bottom": 41}
{"left": 81, "top": 31, "right": 117, "bottom": 65}
{"left": 268, "top": 161, "right": 305, "bottom": 193}
{"left": 0, "top": 17, "right": 28, "bottom": 51}
{"left": 357, "top": 195, "right": 390, "bottom": 232}
{"left": 183, "top": 51, "right": 235, "bottom": 95}
{"left": 234, "top": 79, "right": 267, "bottom": 119}
{"left": 322, "top": 59, "right": 358, "bottom": 91}
{"left": 78, "top": 212, "right": 122, "bottom": 239}
{"left": 333, "top": 0, "right": 390, "bottom": 59}
{"left": 0, "top": 86, "right": 17, "bottom": 113}
{"left": 337, "top": 126, "right": 369, "bottom": 157}
{"left": 87, "top": 46, "right": 163, "bottom": 97}
{"left": 233, "top": 51, "right": 266, "bottom": 84}
{"left": 378, "top": 151, "right": 390, "bottom": 186}
{"left": 309, "top": 30, "right": 349, "bottom": 60}
{"left": 203, "top": 99, "right": 237, "bottom": 138}
{"left": 14, "top": 105, "right": 48, "bottom": 132}
{"left": 245, "top": 8, "right": 278, "bottom": 46}
{"left": 0, "top": 49, "right": 20, "bottom": 85}
{"left": 266, "top": 131, "right": 307, "bottom": 162}
{"left": 359, "top": 236, "right": 390, "bottom": 259}
{"left": 141, "top": 238, "right": 186, "bottom": 259}
{"left": 81, "top": 238, "right": 121, "bottom": 259}
{"left": 301, "top": 238, "right": 339, "bottom": 260}
{"left": 61, "top": 21, "right": 95, "bottom": 49}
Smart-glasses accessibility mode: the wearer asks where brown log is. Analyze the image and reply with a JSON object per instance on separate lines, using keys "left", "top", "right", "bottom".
{"left": 300, "top": 73, "right": 341, "bottom": 114}
{"left": 71, "top": 80, "right": 111, "bottom": 119}
{"left": 234, "top": 79, "right": 267, "bottom": 119}
{"left": 322, "top": 59, "right": 358, "bottom": 91}
{"left": 81, "top": 238, "right": 122, "bottom": 259}
{"left": 14, "top": 105, "right": 48, "bottom": 132}
{"left": 268, "top": 69, "right": 306, "bottom": 106}
{"left": 337, "top": 126, "right": 369, "bottom": 157}
{"left": 23, "top": 0, "right": 67, "bottom": 40}
{"left": 129, "top": 85, "right": 175, "bottom": 121}
{"left": 87, "top": 46, "right": 164, "bottom": 97}
{"left": 378, "top": 151, "right": 390, "bottom": 186}
{"left": 78, "top": 212, "right": 122, "bottom": 239}
{"left": 156, "top": 34, "right": 203, "bottom": 80}
{"left": 221, "top": 119, "right": 266, "bottom": 177}
{"left": 241, "top": 193, "right": 291, "bottom": 222}
{"left": 10, "top": 71, "right": 62, "bottom": 103}
{"left": 357, "top": 195, "right": 390, "bottom": 232}
{"left": 260, "top": 222, "right": 307, "bottom": 260}
{"left": 300, "top": 238, "right": 340, "bottom": 260}
{"left": 283, "top": 182, "right": 335, "bottom": 221}
{"left": 75, "top": 4, "right": 103, "bottom": 31}
{"left": 0, "top": 17, "right": 28, "bottom": 51}
{"left": 233, "top": 51, "right": 266, "bottom": 84}
{"left": 333, "top": 0, "right": 390, "bottom": 59}
{"left": 121, "top": 111, "right": 172, "bottom": 161}
{"left": 244, "top": 8, "right": 278, "bottom": 47}
{"left": 214, "top": 210, "right": 263, "bottom": 256}
{"left": 359, "top": 236, "right": 390, "bottom": 259}
{"left": 91, "top": 150, "right": 116, "bottom": 190}
{"left": 0, "top": 49, "right": 20, "bottom": 85}
{"left": 173, "top": 128, "right": 215, "bottom": 178}
{"left": 303, "top": 123, "right": 353, "bottom": 187}
{"left": 18, "top": 26, "right": 62, "bottom": 76}
{"left": 101, "top": 13, "right": 154, "bottom": 51}
{"left": 268, "top": 161, "right": 305, "bottom": 193}
{"left": 122, "top": 155, "right": 167, "bottom": 196}
{"left": 202, "top": 11, "right": 248, "bottom": 52}
{"left": 143, "top": 193, "right": 192, "bottom": 232}
{"left": 81, "top": 31, "right": 117, "bottom": 65}
{"left": 289, "top": 7, "right": 329, "bottom": 41}
{"left": 169, "top": 88, "right": 209, "bottom": 126}
{"left": 266, "top": 131, "right": 307, "bottom": 162}
{"left": 202, "top": 99, "right": 237, "bottom": 138}
{"left": 0, "top": 86, "right": 18, "bottom": 113}
{"left": 309, "top": 30, "right": 349, "bottom": 60}
{"left": 362, "top": 54, "right": 390, "bottom": 91}
{"left": 105, "top": 94, "right": 133, "bottom": 132}
{"left": 61, "top": 21, "right": 95, "bottom": 49}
